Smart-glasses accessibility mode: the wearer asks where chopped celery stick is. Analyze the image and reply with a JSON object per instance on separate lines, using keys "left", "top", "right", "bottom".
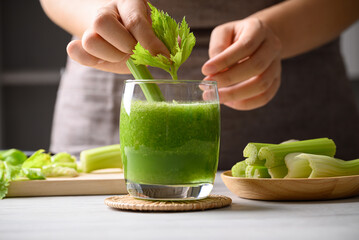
{"left": 245, "top": 165, "right": 271, "bottom": 178}
{"left": 259, "top": 138, "right": 336, "bottom": 169}
{"left": 244, "top": 143, "right": 274, "bottom": 166}
{"left": 231, "top": 160, "right": 247, "bottom": 177}
{"left": 268, "top": 165, "right": 288, "bottom": 178}
{"left": 309, "top": 155, "right": 359, "bottom": 178}
{"left": 291, "top": 153, "right": 359, "bottom": 178}
{"left": 284, "top": 153, "right": 312, "bottom": 178}
{"left": 80, "top": 144, "right": 122, "bottom": 173}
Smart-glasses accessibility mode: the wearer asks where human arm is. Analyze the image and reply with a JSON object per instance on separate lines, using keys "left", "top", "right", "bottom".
{"left": 40, "top": 0, "right": 168, "bottom": 73}
{"left": 253, "top": 0, "right": 359, "bottom": 59}
{"left": 202, "top": 0, "right": 359, "bottom": 110}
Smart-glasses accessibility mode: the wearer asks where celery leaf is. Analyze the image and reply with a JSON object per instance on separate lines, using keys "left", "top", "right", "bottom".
{"left": 130, "top": 3, "right": 196, "bottom": 80}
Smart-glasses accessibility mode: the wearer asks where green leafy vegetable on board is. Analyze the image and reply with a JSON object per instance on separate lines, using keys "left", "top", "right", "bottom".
{"left": 22, "top": 168, "right": 46, "bottom": 180}
{"left": 22, "top": 149, "right": 51, "bottom": 169}
{"left": 0, "top": 149, "right": 79, "bottom": 199}
{"left": 42, "top": 165, "right": 79, "bottom": 178}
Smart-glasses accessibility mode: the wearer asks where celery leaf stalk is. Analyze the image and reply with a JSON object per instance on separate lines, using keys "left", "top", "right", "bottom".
{"left": 126, "top": 59, "right": 165, "bottom": 102}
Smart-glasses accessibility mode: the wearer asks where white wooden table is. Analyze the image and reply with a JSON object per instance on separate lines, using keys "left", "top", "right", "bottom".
{"left": 1, "top": 172, "right": 358, "bottom": 240}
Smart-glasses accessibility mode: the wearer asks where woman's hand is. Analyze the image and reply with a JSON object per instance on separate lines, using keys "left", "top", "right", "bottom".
{"left": 202, "top": 18, "right": 282, "bottom": 110}
{"left": 66, "top": 0, "right": 169, "bottom": 74}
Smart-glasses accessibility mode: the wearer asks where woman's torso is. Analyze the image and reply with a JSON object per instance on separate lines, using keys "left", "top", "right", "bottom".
{"left": 51, "top": 0, "right": 359, "bottom": 169}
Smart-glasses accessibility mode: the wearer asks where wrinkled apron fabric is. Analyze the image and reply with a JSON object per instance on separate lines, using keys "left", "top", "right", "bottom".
{"left": 51, "top": 0, "right": 359, "bottom": 169}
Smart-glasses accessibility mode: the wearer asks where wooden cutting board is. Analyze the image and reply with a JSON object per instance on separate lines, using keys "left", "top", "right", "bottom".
{"left": 6, "top": 169, "right": 127, "bottom": 197}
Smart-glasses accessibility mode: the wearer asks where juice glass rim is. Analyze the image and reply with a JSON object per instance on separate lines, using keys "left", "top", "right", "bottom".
{"left": 124, "top": 79, "right": 217, "bottom": 85}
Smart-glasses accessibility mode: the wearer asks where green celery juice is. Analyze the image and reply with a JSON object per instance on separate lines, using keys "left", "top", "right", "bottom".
{"left": 120, "top": 100, "right": 220, "bottom": 185}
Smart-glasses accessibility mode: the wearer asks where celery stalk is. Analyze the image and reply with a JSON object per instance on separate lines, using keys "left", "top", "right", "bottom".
{"left": 231, "top": 160, "right": 247, "bottom": 177}
{"left": 287, "top": 153, "right": 359, "bottom": 178}
{"left": 245, "top": 165, "right": 271, "bottom": 178}
{"left": 80, "top": 144, "right": 122, "bottom": 173}
{"left": 259, "top": 138, "right": 336, "bottom": 169}
{"left": 244, "top": 143, "right": 275, "bottom": 166}
{"left": 309, "top": 155, "right": 359, "bottom": 178}
{"left": 284, "top": 153, "right": 312, "bottom": 178}
{"left": 268, "top": 165, "right": 288, "bottom": 178}
{"left": 126, "top": 59, "right": 165, "bottom": 102}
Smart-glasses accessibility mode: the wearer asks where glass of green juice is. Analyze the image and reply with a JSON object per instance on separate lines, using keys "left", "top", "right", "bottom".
{"left": 120, "top": 80, "right": 220, "bottom": 200}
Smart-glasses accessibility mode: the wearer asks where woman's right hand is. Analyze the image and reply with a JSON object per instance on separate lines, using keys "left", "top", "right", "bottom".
{"left": 66, "top": 0, "right": 169, "bottom": 74}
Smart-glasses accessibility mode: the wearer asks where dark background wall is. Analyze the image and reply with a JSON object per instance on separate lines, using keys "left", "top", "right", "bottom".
{"left": 0, "top": 0, "right": 358, "bottom": 151}
{"left": 0, "top": 0, "right": 71, "bottom": 150}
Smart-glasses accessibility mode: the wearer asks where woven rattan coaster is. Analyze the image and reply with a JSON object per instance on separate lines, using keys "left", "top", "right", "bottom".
{"left": 104, "top": 194, "right": 232, "bottom": 212}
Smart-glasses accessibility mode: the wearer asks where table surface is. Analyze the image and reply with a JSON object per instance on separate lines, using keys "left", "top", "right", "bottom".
{"left": 1, "top": 172, "right": 358, "bottom": 240}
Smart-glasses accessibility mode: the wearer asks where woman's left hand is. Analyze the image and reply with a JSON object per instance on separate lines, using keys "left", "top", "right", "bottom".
{"left": 202, "top": 18, "right": 282, "bottom": 110}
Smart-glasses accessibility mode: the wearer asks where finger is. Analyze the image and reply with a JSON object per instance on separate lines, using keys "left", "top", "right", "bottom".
{"left": 93, "top": 3, "right": 137, "bottom": 54}
{"left": 94, "top": 59, "right": 131, "bottom": 74}
{"left": 218, "top": 59, "right": 281, "bottom": 103}
{"left": 201, "top": 24, "right": 234, "bottom": 76}
{"left": 67, "top": 40, "right": 131, "bottom": 74}
{"left": 202, "top": 18, "right": 265, "bottom": 76}
{"left": 208, "top": 36, "right": 281, "bottom": 88}
{"left": 82, "top": 29, "right": 129, "bottom": 63}
{"left": 223, "top": 76, "right": 281, "bottom": 110}
{"left": 118, "top": 0, "right": 169, "bottom": 56}
{"left": 67, "top": 40, "right": 101, "bottom": 66}
{"left": 208, "top": 24, "right": 234, "bottom": 59}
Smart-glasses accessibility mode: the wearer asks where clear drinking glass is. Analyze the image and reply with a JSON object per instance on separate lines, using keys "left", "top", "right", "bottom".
{"left": 120, "top": 80, "right": 220, "bottom": 200}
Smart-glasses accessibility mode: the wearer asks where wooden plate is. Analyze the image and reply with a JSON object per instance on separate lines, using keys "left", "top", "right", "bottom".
{"left": 221, "top": 170, "right": 359, "bottom": 201}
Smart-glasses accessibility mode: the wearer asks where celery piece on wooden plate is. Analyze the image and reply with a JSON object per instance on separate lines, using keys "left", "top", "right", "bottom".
{"left": 244, "top": 143, "right": 275, "bottom": 166}
{"left": 259, "top": 138, "right": 336, "bottom": 169}
{"left": 284, "top": 153, "right": 312, "bottom": 178}
{"left": 231, "top": 160, "right": 248, "bottom": 177}
{"left": 268, "top": 165, "right": 289, "bottom": 178}
{"left": 245, "top": 165, "right": 271, "bottom": 178}
{"left": 285, "top": 153, "right": 359, "bottom": 178}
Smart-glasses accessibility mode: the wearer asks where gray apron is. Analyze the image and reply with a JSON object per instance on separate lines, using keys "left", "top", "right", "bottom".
{"left": 50, "top": 0, "right": 359, "bottom": 169}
